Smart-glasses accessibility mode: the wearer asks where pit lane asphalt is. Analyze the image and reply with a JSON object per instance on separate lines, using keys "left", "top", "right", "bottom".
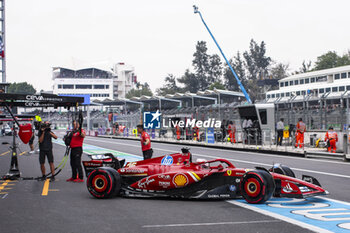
{"left": 2, "top": 135, "right": 349, "bottom": 233}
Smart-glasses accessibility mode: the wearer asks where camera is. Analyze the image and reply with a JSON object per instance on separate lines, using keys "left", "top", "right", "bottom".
{"left": 34, "top": 121, "right": 51, "bottom": 131}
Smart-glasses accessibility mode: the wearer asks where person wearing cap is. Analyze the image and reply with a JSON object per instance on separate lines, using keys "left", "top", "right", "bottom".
{"left": 136, "top": 124, "right": 153, "bottom": 160}
{"left": 325, "top": 127, "right": 338, "bottom": 153}
{"left": 295, "top": 118, "right": 306, "bottom": 148}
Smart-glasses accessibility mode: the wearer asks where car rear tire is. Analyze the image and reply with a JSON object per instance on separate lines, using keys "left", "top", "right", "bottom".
{"left": 86, "top": 167, "right": 121, "bottom": 199}
{"left": 241, "top": 170, "right": 275, "bottom": 204}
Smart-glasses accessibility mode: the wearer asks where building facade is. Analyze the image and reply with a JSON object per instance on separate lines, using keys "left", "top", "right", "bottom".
{"left": 266, "top": 65, "right": 350, "bottom": 100}
{"left": 52, "top": 61, "right": 136, "bottom": 101}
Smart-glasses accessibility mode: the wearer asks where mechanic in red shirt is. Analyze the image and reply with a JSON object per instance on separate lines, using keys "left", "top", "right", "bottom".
{"left": 137, "top": 124, "right": 153, "bottom": 160}
{"left": 66, "top": 120, "right": 86, "bottom": 182}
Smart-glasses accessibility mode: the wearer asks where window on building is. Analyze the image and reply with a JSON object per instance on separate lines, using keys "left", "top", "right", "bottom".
{"left": 267, "top": 94, "right": 270, "bottom": 98}
{"left": 276, "top": 93, "right": 280, "bottom": 98}
{"left": 316, "top": 76, "right": 327, "bottom": 82}
{"left": 326, "top": 87, "right": 331, "bottom": 92}
{"left": 302, "top": 90, "right": 306, "bottom": 95}
{"left": 300, "top": 79, "right": 304, "bottom": 84}
{"left": 281, "top": 93, "right": 285, "bottom": 97}
{"left": 305, "top": 78, "right": 310, "bottom": 84}
{"left": 341, "top": 73, "right": 347, "bottom": 79}
{"left": 347, "top": 85, "right": 350, "bottom": 91}
{"left": 76, "top": 85, "right": 92, "bottom": 89}
{"left": 319, "top": 88, "right": 325, "bottom": 94}
{"left": 280, "top": 82, "right": 284, "bottom": 87}
{"left": 348, "top": 72, "right": 350, "bottom": 78}
{"left": 332, "top": 87, "right": 338, "bottom": 92}
{"left": 289, "top": 81, "right": 293, "bottom": 86}
{"left": 271, "top": 94, "right": 275, "bottom": 98}
{"left": 335, "top": 73, "right": 340, "bottom": 80}
{"left": 94, "top": 85, "right": 105, "bottom": 89}
{"left": 106, "top": 85, "right": 109, "bottom": 89}
{"left": 62, "top": 85, "right": 74, "bottom": 89}
{"left": 285, "top": 81, "right": 289, "bottom": 87}
{"left": 311, "top": 77, "right": 315, "bottom": 83}
{"left": 286, "top": 92, "right": 290, "bottom": 97}
{"left": 296, "top": 91, "right": 301, "bottom": 96}
{"left": 339, "top": 86, "right": 345, "bottom": 92}
{"left": 294, "top": 80, "right": 299, "bottom": 85}
{"left": 58, "top": 85, "right": 62, "bottom": 89}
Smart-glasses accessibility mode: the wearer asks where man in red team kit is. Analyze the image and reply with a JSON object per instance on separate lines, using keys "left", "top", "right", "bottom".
{"left": 66, "top": 120, "right": 86, "bottom": 182}
{"left": 137, "top": 124, "right": 153, "bottom": 160}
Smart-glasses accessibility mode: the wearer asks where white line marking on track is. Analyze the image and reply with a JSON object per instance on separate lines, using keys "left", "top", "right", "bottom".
{"left": 226, "top": 200, "right": 333, "bottom": 233}
{"left": 85, "top": 138, "right": 350, "bottom": 179}
{"left": 2, "top": 194, "right": 8, "bottom": 199}
{"left": 142, "top": 219, "right": 281, "bottom": 228}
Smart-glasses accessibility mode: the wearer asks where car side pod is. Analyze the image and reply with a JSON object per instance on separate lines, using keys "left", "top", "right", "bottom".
{"left": 240, "top": 169, "right": 275, "bottom": 204}
{"left": 86, "top": 167, "right": 121, "bottom": 199}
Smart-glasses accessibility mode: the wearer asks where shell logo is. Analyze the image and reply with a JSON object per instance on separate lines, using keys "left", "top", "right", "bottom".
{"left": 173, "top": 173, "right": 188, "bottom": 187}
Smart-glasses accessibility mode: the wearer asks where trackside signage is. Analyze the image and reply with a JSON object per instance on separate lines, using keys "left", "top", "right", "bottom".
{"left": 143, "top": 110, "right": 221, "bottom": 129}
{"left": 232, "top": 197, "right": 350, "bottom": 232}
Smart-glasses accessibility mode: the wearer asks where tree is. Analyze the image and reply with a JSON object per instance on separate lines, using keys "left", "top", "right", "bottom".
{"left": 126, "top": 82, "right": 153, "bottom": 98}
{"left": 242, "top": 39, "right": 272, "bottom": 102}
{"left": 156, "top": 74, "right": 182, "bottom": 96}
{"left": 223, "top": 52, "right": 246, "bottom": 91}
{"left": 208, "top": 82, "right": 225, "bottom": 90}
{"left": 8, "top": 82, "right": 36, "bottom": 94}
{"left": 207, "top": 54, "right": 223, "bottom": 83}
{"left": 270, "top": 62, "right": 289, "bottom": 80}
{"left": 313, "top": 51, "right": 350, "bottom": 71}
{"left": 299, "top": 60, "right": 312, "bottom": 73}
{"left": 177, "top": 69, "right": 199, "bottom": 93}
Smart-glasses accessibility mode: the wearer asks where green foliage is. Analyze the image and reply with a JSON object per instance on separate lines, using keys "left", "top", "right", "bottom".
{"left": 314, "top": 51, "right": 350, "bottom": 71}
{"left": 8, "top": 82, "right": 36, "bottom": 94}
{"left": 270, "top": 63, "right": 289, "bottom": 80}
{"left": 208, "top": 82, "right": 225, "bottom": 90}
{"left": 126, "top": 82, "right": 153, "bottom": 98}
{"left": 178, "top": 41, "right": 224, "bottom": 92}
{"left": 223, "top": 52, "right": 246, "bottom": 92}
{"left": 177, "top": 69, "right": 199, "bottom": 93}
{"left": 156, "top": 74, "right": 183, "bottom": 96}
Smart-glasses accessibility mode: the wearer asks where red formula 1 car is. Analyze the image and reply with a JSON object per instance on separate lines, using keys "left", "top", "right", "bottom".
{"left": 83, "top": 148, "right": 328, "bottom": 203}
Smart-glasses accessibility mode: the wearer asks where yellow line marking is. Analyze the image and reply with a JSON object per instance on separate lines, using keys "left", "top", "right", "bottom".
{"left": 19, "top": 151, "right": 27, "bottom": 156}
{"left": 0, "top": 187, "right": 12, "bottom": 190}
{"left": 0, "top": 192, "right": 8, "bottom": 194}
{"left": 41, "top": 179, "right": 50, "bottom": 196}
{"left": 0, "top": 151, "right": 10, "bottom": 156}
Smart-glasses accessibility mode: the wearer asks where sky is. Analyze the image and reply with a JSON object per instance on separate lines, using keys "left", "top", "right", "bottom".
{"left": 5, "top": 0, "right": 350, "bottom": 93}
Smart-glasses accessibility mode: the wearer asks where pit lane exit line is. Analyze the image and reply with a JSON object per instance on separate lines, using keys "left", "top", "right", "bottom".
{"left": 142, "top": 219, "right": 281, "bottom": 228}
{"left": 85, "top": 138, "right": 350, "bottom": 179}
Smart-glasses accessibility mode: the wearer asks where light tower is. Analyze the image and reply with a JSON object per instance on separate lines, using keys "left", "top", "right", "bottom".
{"left": 0, "top": 0, "right": 5, "bottom": 83}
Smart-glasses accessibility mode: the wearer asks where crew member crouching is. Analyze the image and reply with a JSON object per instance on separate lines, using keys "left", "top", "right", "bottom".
{"left": 325, "top": 127, "right": 338, "bottom": 153}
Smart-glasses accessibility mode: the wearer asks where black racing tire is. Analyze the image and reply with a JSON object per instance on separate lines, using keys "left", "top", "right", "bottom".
{"left": 101, "top": 167, "right": 121, "bottom": 197}
{"left": 86, "top": 167, "right": 120, "bottom": 199}
{"left": 270, "top": 164, "right": 296, "bottom": 178}
{"left": 241, "top": 170, "right": 275, "bottom": 204}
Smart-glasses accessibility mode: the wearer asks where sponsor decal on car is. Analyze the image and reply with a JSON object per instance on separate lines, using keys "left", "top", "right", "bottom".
{"left": 161, "top": 155, "right": 173, "bottom": 165}
{"left": 138, "top": 177, "right": 155, "bottom": 189}
{"left": 159, "top": 181, "right": 171, "bottom": 187}
{"left": 158, "top": 174, "right": 171, "bottom": 180}
{"left": 173, "top": 173, "right": 189, "bottom": 187}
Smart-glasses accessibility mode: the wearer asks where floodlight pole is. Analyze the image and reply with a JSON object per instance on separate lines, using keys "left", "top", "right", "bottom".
{"left": 193, "top": 5, "right": 252, "bottom": 104}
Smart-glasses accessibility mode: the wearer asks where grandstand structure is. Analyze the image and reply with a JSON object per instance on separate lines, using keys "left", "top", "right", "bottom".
{"left": 265, "top": 65, "right": 350, "bottom": 131}
{"left": 52, "top": 60, "right": 136, "bottom": 101}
